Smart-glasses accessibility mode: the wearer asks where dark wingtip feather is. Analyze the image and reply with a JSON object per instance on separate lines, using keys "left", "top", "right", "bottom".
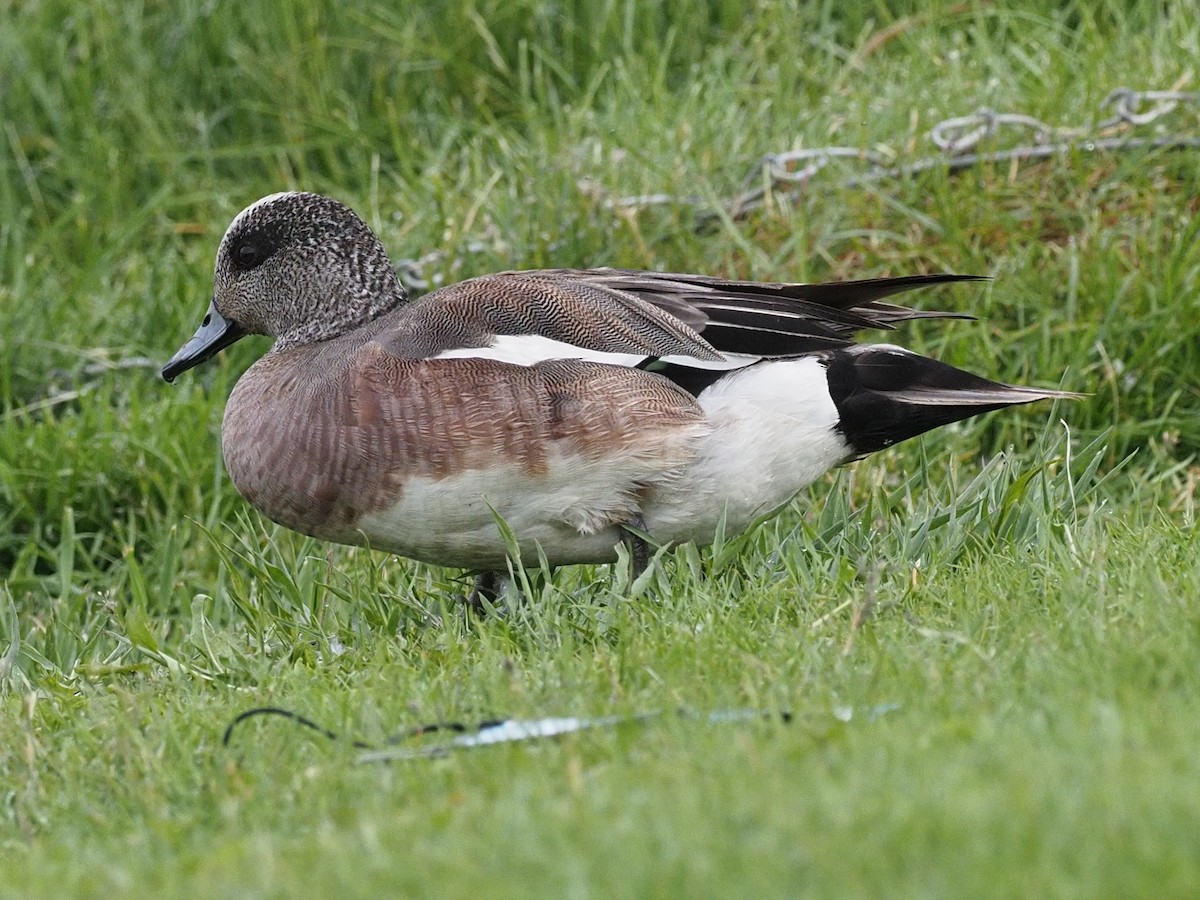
{"left": 785, "top": 273, "right": 991, "bottom": 309}
{"left": 569, "top": 269, "right": 989, "bottom": 359}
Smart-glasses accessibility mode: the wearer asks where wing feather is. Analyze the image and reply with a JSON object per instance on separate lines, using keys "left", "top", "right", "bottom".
{"left": 380, "top": 267, "right": 981, "bottom": 368}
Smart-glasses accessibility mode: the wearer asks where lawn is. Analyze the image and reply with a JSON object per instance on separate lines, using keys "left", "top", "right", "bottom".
{"left": 2, "top": 0, "right": 1199, "bottom": 896}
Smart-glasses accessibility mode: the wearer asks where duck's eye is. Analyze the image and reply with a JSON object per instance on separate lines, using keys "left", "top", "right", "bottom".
{"left": 234, "top": 242, "right": 261, "bottom": 269}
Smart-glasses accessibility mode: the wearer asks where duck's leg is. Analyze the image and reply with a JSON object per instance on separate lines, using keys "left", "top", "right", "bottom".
{"left": 621, "top": 515, "right": 653, "bottom": 578}
{"left": 466, "top": 570, "right": 506, "bottom": 613}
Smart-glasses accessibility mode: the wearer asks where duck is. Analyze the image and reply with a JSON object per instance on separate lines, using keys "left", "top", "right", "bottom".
{"left": 163, "top": 191, "right": 1074, "bottom": 603}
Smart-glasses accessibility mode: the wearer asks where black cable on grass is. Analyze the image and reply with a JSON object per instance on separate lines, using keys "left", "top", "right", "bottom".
{"left": 222, "top": 706, "right": 491, "bottom": 750}
{"left": 222, "top": 706, "right": 374, "bottom": 749}
{"left": 221, "top": 705, "right": 799, "bottom": 761}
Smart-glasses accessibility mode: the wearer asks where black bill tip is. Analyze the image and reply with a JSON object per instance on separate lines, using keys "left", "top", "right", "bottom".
{"left": 161, "top": 301, "right": 246, "bottom": 383}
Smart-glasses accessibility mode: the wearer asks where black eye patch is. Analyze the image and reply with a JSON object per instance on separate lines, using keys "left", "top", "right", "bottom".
{"left": 228, "top": 219, "right": 289, "bottom": 272}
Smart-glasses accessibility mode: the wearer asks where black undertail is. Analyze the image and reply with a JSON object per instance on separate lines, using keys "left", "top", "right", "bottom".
{"left": 824, "top": 344, "right": 1076, "bottom": 455}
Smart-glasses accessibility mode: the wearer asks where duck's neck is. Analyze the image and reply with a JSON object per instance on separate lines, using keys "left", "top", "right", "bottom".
{"left": 272, "top": 272, "right": 409, "bottom": 353}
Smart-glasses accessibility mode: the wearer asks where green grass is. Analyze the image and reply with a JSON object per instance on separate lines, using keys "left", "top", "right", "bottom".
{"left": 3, "top": 0, "right": 1200, "bottom": 895}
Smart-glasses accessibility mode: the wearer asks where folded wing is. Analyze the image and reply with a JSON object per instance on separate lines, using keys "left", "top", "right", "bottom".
{"left": 382, "top": 268, "right": 981, "bottom": 384}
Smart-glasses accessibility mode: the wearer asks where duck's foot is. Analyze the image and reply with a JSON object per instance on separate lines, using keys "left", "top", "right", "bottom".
{"left": 621, "top": 515, "right": 652, "bottom": 578}
{"left": 466, "top": 570, "right": 507, "bottom": 614}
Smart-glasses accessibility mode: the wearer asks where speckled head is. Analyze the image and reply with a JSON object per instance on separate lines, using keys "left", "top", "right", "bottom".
{"left": 162, "top": 192, "right": 407, "bottom": 382}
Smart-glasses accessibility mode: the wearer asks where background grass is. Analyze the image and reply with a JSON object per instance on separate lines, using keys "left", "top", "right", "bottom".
{"left": 2, "top": 0, "right": 1199, "bottom": 896}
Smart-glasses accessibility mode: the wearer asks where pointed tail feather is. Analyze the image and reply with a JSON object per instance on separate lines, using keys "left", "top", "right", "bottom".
{"left": 826, "top": 343, "right": 1080, "bottom": 454}
{"left": 882, "top": 383, "right": 1080, "bottom": 407}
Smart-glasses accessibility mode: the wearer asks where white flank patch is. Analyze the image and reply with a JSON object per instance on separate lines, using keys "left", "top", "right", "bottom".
{"left": 433, "top": 334, "right": 760, "bottom": 370}
{"left": 644, "top": 356, "right": 852, "bottom": 542}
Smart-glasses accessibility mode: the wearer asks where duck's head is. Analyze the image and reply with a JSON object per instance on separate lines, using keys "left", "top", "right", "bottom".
{"left": 162, "top": 191, "right": 405, "bottom": 382}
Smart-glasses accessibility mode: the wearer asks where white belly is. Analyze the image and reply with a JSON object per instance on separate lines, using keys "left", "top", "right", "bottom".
{"left": 355, "top": 461, "right": 632, "bottom": 568}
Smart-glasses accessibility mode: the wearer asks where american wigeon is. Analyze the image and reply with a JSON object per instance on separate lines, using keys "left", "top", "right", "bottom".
{"left": 163, "top": 192, "right": 1074, "bottom": 601}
